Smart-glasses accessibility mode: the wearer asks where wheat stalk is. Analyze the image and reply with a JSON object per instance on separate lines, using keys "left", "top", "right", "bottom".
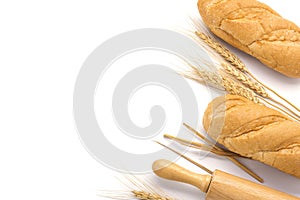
{"left": 182, "top": 123, "right": 264, "bottom": 183}
{"left": 164, "top": 134, "right": 239, "bottom": 157}
{"left": 156, "top": 141, "right": 213, "bottom": 174}
{"left": 164, "top": 134, "right": 240, "bottom": 157}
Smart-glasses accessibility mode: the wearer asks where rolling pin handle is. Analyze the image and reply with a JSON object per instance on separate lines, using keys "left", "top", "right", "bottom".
{"left": 152, "top": 159, "right": 212, "bottom": 193}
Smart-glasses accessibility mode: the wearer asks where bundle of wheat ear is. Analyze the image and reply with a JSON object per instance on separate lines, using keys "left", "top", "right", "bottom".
{"left": 181, "top": 20, "right": 300, "bottom": 122}
{"left": 178, "top": 21, "right": 300, "bottom": 178}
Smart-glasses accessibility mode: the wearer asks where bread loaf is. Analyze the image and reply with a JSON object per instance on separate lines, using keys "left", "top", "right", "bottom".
{"left": 198, "top": 0, "right": 300, "bottom": 78}
{"left": 203, "top": 94, "right": 300, "bottom": 178}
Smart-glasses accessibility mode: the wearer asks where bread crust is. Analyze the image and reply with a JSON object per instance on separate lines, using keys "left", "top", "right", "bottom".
{"left": 198, "top": 0, "right": 300, "bottom": 78}
{"left": 203, "top": 94, "right": 300, "bottom": 178}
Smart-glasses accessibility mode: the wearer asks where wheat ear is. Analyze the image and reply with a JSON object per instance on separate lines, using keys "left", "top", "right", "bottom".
{"left": 179, "top": 59, "right": 224, "bottom": 90}
{"left": 195, "top": 31, "right": 247, "bottom": 72}
{"left": 221, "top": 63, "right": 268, "bottom": 98}
{"left": 98, "top": 176, "right": 176, "bottom": 200}
{"left": 132, "top": 191, "right": 173, "bottom": 200}
{"left": 221, "top": 74, "right": 260, "bottom": 104}
{"left": 98, "top": 190, "right": 173, "bottom": 200}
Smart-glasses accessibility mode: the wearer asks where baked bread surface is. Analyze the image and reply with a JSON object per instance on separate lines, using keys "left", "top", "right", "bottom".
{"left": 203, "top": 94, "right": 300, "bottom": 178}
{"left": 198, "top": 0, "right": 300, "bottom": 78}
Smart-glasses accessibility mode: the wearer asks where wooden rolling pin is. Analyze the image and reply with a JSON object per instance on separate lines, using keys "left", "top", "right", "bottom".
{"left": 153, "top": 159, "right": 300, "bottom": 200}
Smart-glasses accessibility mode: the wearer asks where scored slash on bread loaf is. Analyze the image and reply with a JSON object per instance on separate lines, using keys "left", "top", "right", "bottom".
{"left": 198, "top": 0, "right": 300, "bottom": 78}
{"left": 203, "top": 94, "right": 300, "bottom": 178}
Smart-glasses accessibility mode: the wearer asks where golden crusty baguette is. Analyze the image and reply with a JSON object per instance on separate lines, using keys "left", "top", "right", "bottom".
{"left": 203, "top": 94, "right": 300, "bottom": 178}
{"left": 197, "top": 0, "right": 300, "bottom": 78}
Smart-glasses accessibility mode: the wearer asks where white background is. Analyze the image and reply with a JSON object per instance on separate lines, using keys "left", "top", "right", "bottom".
{"left": 0, "top": 0, "right": 300, "bottom": 199}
